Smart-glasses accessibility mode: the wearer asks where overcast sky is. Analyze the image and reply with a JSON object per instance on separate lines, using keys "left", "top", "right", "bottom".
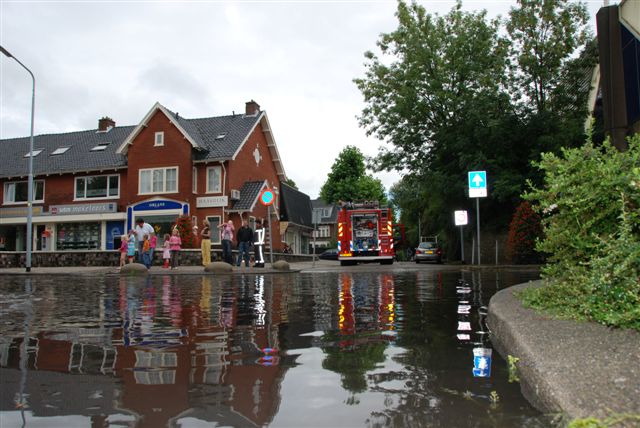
{"left": 1, "top": 1, "right": 606, "bottom": 199}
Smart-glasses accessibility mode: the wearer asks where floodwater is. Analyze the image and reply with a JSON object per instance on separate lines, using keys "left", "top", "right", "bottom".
{"left": 0, "top": 268, "right": 549, "bottom": 428}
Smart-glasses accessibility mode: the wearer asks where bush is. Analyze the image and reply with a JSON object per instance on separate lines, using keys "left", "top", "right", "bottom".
{"left": 522, "top": 136, "right": 640, "bottom": 330}
{"left": 174, "top": 216, "right": 198, "bottom": 249}
{"left": 506, "top": 201, "right": 543, "bottom": 264}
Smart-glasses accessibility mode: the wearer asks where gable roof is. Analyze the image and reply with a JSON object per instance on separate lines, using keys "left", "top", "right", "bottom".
{"left": 279, "top": 183, "right": 313, "bottom": 229}
{"left": 227, "top": 180, "right": 267, "bottom": 212}
{"left": 0, "top": 102, "right": 286, "bottom": 180}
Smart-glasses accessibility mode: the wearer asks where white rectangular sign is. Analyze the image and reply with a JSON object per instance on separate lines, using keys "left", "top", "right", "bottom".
{"left": 454, "top": 210, "right": 468, "bottom": 226}
{"left": 196, "top": 196, "right": 229, "bottom": 208}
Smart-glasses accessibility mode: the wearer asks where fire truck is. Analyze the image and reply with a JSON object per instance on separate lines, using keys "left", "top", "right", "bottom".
{"left": 337, "top": 201, "right": 395, "bottom": 266}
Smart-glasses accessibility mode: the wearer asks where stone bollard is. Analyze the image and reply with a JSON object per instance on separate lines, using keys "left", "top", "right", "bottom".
{"left": 204, "top": 262, "right": 233, "bottom": 274}
{"left": 120, "top": 263, "right": 149, "bottom": 276}
{"left": 272, "top": 260, "right": 290, "bottom": 271}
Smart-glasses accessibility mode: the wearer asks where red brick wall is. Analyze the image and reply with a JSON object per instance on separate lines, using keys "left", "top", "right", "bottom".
{"left": 126, "top": 110, "right": 195, "bottom": 208}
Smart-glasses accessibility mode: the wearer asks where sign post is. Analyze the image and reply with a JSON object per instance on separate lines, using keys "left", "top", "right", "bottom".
{"left": 259, "top": 188, "right": 275, "bottom": 266}
{"left": 468, "top": 171, "right": 487, "bottom": 265}
{"left": 454, "top": 210, "right": 468, "bottom": 263}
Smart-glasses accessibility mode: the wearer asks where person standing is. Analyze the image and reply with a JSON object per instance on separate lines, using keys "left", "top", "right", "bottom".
{"left": 169, "top": 228, "right": 182, "bottom": 270}
{"left": 149, "top": 232, "right": 157, "bottom": 267}
{"left": 253, "top": 220, "right": 265, "bottom": 268}
{"left": 218, "top": 219, "right": 235, "bottom": 264}
{"left": 162, "top": 233, "right": 171, "bottom": 268}
{"left": 236, "top": 220, "right": 253, "bottom": 267}
{"left": 134, "top": 218, "right": 154, "bottom": 262}
{"left": 200, "top": 219, "right": 212, "bottom": 266}
{"left": 119, "top": 235, "right": 128, "bottom": 269}
{"left": 142, "top": 234, "right": 152, "bottom": 269}
{"left": 127, "top": 230, "right": 136, "bottom": 264}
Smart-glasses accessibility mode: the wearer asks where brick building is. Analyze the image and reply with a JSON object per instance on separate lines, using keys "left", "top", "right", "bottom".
{"left": 0, "top": 100, "right": 310, "bottom": 254}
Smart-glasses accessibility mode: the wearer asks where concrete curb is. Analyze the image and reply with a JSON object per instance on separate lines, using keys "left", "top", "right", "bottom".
{"left": 487, "top": 281, "right": 640, "bottom": 425}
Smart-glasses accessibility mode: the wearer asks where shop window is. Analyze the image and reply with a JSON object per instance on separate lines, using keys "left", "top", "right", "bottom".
{"left": 139, "top": 167, "right": 178, "bottom": 195}
{"left": 3, "top": 180, "right": 44, "bottom": 204}
{"left": 57, "top": 223, "right": 101, "bottom": 250}
{"left": 75, "top": 175, "right": 119, "bottom": 199}
{"left": 206, "top": 166, "right": 221, "bottom": 193}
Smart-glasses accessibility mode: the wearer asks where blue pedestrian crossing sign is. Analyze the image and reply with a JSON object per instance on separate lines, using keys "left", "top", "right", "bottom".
{"left": 468, "top": 171, "right": 487, "bottom": 198}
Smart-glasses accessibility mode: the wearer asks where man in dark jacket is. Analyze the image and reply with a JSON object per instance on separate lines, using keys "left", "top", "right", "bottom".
{"left": 236, "top": 220, "right": 253, "bottom": 267}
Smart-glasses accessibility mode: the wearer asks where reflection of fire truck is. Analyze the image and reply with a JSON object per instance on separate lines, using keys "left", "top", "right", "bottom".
{"left": 337, "top": 201, "right": 395, "bottom": 266}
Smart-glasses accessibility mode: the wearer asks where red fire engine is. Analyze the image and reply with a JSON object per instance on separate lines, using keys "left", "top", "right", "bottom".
{"left": 337, "top": 201, "right": 395, "bottom": 266}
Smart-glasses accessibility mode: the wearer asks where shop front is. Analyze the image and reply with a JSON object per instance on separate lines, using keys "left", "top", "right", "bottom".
{"left": 127, "top": 199, "right": 190, "bottom": 246}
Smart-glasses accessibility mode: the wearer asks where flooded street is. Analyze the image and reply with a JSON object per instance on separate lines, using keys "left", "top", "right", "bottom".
{"left": 0, "top": 267, "right": 549, "bottom": 427}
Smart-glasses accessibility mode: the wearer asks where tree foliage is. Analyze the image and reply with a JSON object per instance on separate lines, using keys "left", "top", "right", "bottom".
{"left": 506, "top": 201, "right": 543, "bottom": 264}
{"left": 357, "top": 0, "right": 595, "bottom": 251}
{"left": 319, "top": 146, "right": 387, "bottom": 204}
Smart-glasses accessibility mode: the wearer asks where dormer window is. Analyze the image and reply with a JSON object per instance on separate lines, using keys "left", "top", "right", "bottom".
{"left": 155, "top": 132, "right": 164, "bottom": 146}
{"left": 91, "top": 142, "right": 110, "bottom": 151}
{"left": 23, "top": 149, "right": 43, "bottom": 157}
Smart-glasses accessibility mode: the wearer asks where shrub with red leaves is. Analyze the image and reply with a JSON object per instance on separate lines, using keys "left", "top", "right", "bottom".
{"left": 506, "top": 201, "right": 542, "bottom": 264}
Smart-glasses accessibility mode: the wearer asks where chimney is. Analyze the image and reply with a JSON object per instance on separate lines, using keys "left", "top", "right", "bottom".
{"left": 245, "top": 100, "right": 260, "bottom": 116}
{"left": 98, "top": 116, "right": 116, "bottom": 132}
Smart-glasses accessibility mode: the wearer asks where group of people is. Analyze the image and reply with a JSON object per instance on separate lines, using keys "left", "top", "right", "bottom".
{"left": 119, "top": 216, "right": 268, "bottom": 270}
{"left": 118, "top": 218, "right": 182, "bottom": 270}
{"left": 201, "top": 218, "right": 266, "bottom": 268}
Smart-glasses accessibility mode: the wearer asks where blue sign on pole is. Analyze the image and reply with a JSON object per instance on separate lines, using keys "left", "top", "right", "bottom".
{"left": 468, "top": 171, "right": 487, "bottom": 198}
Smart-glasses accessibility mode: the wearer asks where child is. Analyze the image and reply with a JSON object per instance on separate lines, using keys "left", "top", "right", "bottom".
{"left": 162, "top": 233, "right": 171, "bottom": 268}
{"left": 169, "top": 228, "right": 182, "bottom": 270}
{"left": 119, "top": 234, "right": 128, "bottom": 268}
{"left": 142, "top": 234, "right": 151, "bottom": 269}
{"left": 149, "top": 232, "right": 157, "bottom": 267}
{"left": 127, "top": 230, "right": 136, "bottom": 263}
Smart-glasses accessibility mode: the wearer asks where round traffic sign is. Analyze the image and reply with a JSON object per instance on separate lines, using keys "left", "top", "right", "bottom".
{"left": 259, "top": 188, "right": 275, "bottom": 206}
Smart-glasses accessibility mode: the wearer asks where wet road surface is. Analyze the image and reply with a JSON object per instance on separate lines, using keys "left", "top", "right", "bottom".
{"left": 0, "top": 266, "right": 550, "bottom": 427}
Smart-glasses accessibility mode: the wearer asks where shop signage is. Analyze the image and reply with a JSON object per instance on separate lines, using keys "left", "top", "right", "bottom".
{"left": 49, "top": 203, "right": 117, "bottom": 215}
{"left": 133, "top": 200, "right": 183, "bottom": 211}
{"left": 0, "top": 206, "right": 44, "bottom": 217}
{"left": 196, "top": 196, "right": 229, "bottom": 208}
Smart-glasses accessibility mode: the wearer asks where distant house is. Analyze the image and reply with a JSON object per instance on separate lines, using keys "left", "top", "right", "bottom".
{"left": 0, "top": 100, "right": 311, "bottom": 255}
{"left": 310, "top": 199, "right": 339, "bottom": 252}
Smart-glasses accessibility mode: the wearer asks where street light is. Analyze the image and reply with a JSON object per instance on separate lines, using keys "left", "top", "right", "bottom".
{"left": 1, "top": 45, "right": 36, "bottom": 272}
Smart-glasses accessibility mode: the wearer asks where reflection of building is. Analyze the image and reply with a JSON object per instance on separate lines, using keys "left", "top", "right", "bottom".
{"left": 0, "top": 100, "right": 311, "bottom": 255}
{"left": 0, "top": 275, "right": 296, "bottom": 427}
{"left": 310, "top": 199, "right": 339, "bottom": 252}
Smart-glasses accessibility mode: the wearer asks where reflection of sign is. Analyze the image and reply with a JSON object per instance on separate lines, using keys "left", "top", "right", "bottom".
{"left": 0, "top": 206, "right": 44, "bottom": 217}
{"left": 468, "top": 171, "right": 487, "bottom": 198}
{"left": 196, "top": 196, "right": 229, "bottom": 208}
{"left": 454, "top": 210, "right": 468, "bottom": 226}
{"left": 259, "top": 189, "right": 275, "bottom": 206}
{"left": 50, "top": 203, "right": 116, "bottom": 215}
{"left": 472, "top": 347, "right": 492, "bottom": 377}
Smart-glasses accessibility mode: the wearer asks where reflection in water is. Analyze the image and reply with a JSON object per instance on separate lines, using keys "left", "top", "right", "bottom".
{"left": 0, "top": 269, "right": 548, "bottom": 427}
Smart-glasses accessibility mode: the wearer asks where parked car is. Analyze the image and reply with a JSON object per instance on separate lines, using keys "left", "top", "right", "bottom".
{"left": 319, "top": 248, "right": 339, "bottom": 260}
{"left": 414, "top": 242, "right": 443, "bottom": 263}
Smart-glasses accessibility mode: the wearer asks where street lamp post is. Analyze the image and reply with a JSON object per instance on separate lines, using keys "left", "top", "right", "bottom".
{"left": 1, "top": 45, "right": 36, "bottom": 272}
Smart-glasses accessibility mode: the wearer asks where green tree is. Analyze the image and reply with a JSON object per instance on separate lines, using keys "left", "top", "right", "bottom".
{"left": 506, "top": 0, "right": 590, "bottom": 114}
{"left": 319, "top": 146, "right": 387, "bottom": 204}
{"left": 282, "top": 177, "right": 298, "bottom": 189}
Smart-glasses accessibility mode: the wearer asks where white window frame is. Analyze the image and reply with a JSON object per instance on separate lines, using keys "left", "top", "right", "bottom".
{"left": 138, "top": 166, "right": 179, "bottom": 195}
{"left": 154, "top": 132, "right": 164, "bottom": 147}
{"left": 207, "top": 215, "right": 221, "bottom": 244}
{"left": 3, "top": 180, "right": 45, "bottom": 205}
{"left": 74, "top": 174, "right": 120, "bottom": 200}
{"left": 206, "top": 166, "right": 222, "bottom": 194}
{"left": 192, "top": 167, "right": 197, "bottom": 194}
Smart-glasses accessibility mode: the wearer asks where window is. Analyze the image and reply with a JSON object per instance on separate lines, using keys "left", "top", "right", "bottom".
{"left": 75, "top": 175, "right": 119, "bottom": 199}
{"left": 4, "top": 180, "right": 44, "bottom": 204}
{"left": 206, "top": 166, "right": 222, "bottom": 193}
{"left": 56, "top": 222, "right": 101, "bottom": 250}
{"left": 51, "top": 147, "right": 70, "bottom": 155}
{"left": 207, "top": 216, "right": 221, "bottom": 244}
{"left": 154, "top": 132, "right": 164, "bottom": 147}
{"left": 323, "top": 208, "right": 331, "bottom": 217}
{"left": 23, "top": 149, "right": 43, "bottom": 157}
{"left": 192, "top": 167, "right": 197, "bottom": 193}
{"left": 91, "top": 143, "right": 109, "bottom": 151}
{"left": 139, "top": 167, "right": 178, "bottom": 195}
{"left": 314, "top": 225, "right": 330, "bottom": 238}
